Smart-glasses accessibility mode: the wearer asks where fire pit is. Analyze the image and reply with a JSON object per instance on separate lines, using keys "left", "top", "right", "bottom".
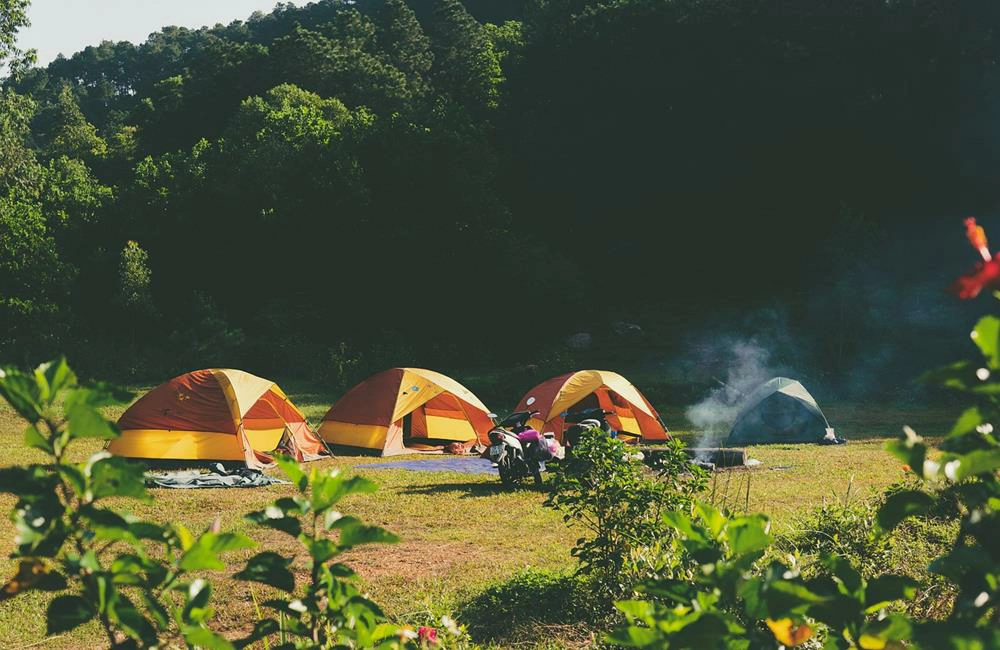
{"left": 683, "top": 447, "right": 748, "bottom": 468}
{"left": 640, "top": 446, "right": 753, "bottom": 471}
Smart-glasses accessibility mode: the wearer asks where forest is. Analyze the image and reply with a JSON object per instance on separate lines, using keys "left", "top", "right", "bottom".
{"left": 1, "top": 0, "right": 998, "bottom": 394}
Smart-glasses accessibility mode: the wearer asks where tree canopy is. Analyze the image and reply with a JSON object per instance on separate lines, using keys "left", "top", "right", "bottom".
{"left": 0, "top": 0, "right": 995, "bottom": 391}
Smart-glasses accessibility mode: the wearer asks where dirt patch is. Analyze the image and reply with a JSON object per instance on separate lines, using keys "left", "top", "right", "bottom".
{"left": 344, "top": 539, "right": 482, "bottom": 581}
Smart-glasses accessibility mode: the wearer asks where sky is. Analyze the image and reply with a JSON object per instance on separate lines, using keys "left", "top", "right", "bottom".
{"left": 18, "top": 0, "right": 282, "bottom": 66}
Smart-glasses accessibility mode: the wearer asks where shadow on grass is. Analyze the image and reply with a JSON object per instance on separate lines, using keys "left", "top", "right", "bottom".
{"left": 398, "top": 481, "right": 548, "bottom": 498}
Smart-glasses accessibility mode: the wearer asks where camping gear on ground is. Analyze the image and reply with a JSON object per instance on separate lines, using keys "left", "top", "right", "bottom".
{"left": 355, "top": 457, "right": 499, "bottom": 475}
{"left": 108, "top": 369, "right": 327, "bottom": 468}
{"left": 726, "top": 377, "right": 840, "bottom": 445}
{"left": 146, "top": 463, "right": 290, "bottom": 489}
{"left": 318, "top": 368, "right": 493, "bottom": 456}
{"left": 515, "top": 370, "right": 670, "bottom": 443}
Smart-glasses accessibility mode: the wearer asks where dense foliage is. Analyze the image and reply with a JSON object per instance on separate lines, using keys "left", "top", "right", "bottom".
{"left": 545, "top": 432, "right": 707, "bottom": 608}
{"left": 608, "top": 308, "right": 1000, "bottom": 647}
{"left": 0, "top": 358, "right": 251, "bottom": 647}
{"left": 1, "top": 0, "right": 996, "bottom": 387}
{"left": 0, "top": 357, "right": 429, "bottom": 648}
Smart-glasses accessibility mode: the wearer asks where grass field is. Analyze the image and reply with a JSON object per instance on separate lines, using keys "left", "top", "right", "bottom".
{"left": 0, "top": 388, "right": 960, "bottom": 649}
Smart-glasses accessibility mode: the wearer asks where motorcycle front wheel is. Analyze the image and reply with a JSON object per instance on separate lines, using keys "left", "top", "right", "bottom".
{"left": 498, "top": 463, "right": 514, "bottom": 486}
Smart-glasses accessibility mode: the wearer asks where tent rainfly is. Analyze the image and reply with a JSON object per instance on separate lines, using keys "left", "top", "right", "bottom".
{"left": 108, "top": 369, "right": 327, "bottom": 468}
{"left": 318, "top": 368, "right": 494, "bottom": 456}
{"left": 514, "top": 370, "right": 670, "bottom": 442}
{"left": 726, "top": 377, "right": 833, "bottom": 445}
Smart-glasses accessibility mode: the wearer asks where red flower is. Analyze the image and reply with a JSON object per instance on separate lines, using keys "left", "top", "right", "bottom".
{"left": 417, "top": 626, "right": 439, "bottom": 645}
{"left": 951, "top": 258, "right": 1000, "bottom": 299}
{"left": 952, "top": 217, "right": 1000, "bottom": 299}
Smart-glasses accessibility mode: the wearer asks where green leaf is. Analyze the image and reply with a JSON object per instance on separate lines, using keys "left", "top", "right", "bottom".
{"left": 946, "top": 449, "right": 1000, "bottom": 480}
{"left": 79, "top": 505, "right": 135, "bottom": 543}
{"left": 234, "top": 619, "right": 279, "bottom": 648}
{"left": 23, "top": 425, "right": 52, "bottom": 453}
{"left": 606, "top": 626, "right": 660, "bottom": 647}
{"left": 971, "top": 316, "right": 1000, "bottom": 368}
{"left": 178, "top": 532, "right": 253, "bottom": 572}
{"left": 948, "top": 407, "right": 984, "bottom": 438}
{"left": 727, "top": 515, "right": 771, "bottom": 556}
{"left": 55, "top": 464, "right": 85, "bottom": 495}
{"left": 183, "top": 626, "right": 235, "bottom": 650}
{"left": 338, "top": 523, "right": 399, "bottom": 549}
{"left": 877, "top": 490, "right": 933, "bottom": 531}
{"left": 246, "top": 507, "right": 302, "bottom": 537}
{"left": 919, "top": 360, "right": 977, "bottom": 390}
{"left": 615, "top": 599, "right": 654, "bottom": 622}
{"left": 0, "top": 369, "right": 43, "bottom": 421}
{"left": 36, "top": 357, "right": 76, "bottom": 402}
{"left": 302, "top": 537, "right": 339, "bottom": 564}
{"left": 234, "top": 552, "right": 295, "bottom": 592}
{"left": 109, "top": 595, "right": 158, "bottom": 645}
{"left": 865, "top": 575, "right": 918, "bottom": 612}
{"left": 64, "top": 382, "right": 133, "bottom": 410}
{"left": 274, "top": 455, "right": 308, "bottom": 492}
{"left": 46, "top": 595, "right": 94, "bottom": 634}
{"left": 87, "top": 454, "right": 148, "bottom": 501}
{"left": 66, "top": 403, "right": 119, "bottom": 440}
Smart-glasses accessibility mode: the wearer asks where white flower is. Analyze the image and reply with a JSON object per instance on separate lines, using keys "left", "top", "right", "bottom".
{"left": 922, "top": 459, "right": 940, "bottom": 479}
{"left": 976, "top": 368, "right": 991, "bottom": 381}
{"left": 289, "top": 599, "right": 308, "bottom": 613}
{"left": 944, "top": 459, "right": 962, "bottom": 481}
{"left": 399, "top": 628, "right": 418, "bottom": 640}
{"left": 974, "top": 591, "right": 989, "bottom": 608}
{"left": 976, "top": 422, "right": 994, "bottom": 434}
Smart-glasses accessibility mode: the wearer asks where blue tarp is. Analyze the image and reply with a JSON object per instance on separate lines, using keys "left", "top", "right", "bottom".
{"left": 356, "top": 457, "right": 498, "bottom": 475}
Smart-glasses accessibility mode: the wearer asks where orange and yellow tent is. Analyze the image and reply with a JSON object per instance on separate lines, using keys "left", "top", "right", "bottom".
{"left": 514, "top": 370, "right": 669, "bottom": 442}
{"left": 107, "top": 369, "right": 327, "bottom": 468}
{"left": 318, "top": 368, "right": 493, "bottom": 456}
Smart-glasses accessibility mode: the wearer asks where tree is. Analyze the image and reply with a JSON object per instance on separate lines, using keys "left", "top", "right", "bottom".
{"left": 427, "top": 0, "right": 502, "bottom": 113}
{"left": 118, "top": 240, "right": 153, "bottom": 315}
{"left": 34, "top": 84, "right": 107, "bottom": 160}
{"left": 375, "top": 0, "right": 433, "bottom": 99}
{"left": 0, "top": 88, "right": 43, "bottom": 197}
{"left": 0, "top": 196, "right": 75, "bottom": 360}
{"left": 0, "top": 0, "right": 31, "bottom": 72}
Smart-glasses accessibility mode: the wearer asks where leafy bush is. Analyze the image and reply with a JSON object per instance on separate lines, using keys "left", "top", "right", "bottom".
{"left": 0, "top": 358, "right": 250, "bottom": 647}
{"left": 545, "top": 429, "right": 706, "bottom": 609}
{"left": 611, "top": 502, "right": 918, "bottom": 649}
{"left": 608, "top": 298, "right": 1000, "bottom": 647}
{"left": 234, "top": 455, "right": 408, "bottom": 648}
{"left": 457, "top": 568, "right": 589, "bottom": 641}
{"left": 777, "top": 487, "right": 958, "bottom": 621}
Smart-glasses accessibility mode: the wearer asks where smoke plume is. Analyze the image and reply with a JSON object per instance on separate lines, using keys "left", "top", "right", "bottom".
{"left": 685, "top": 340, "right": 786, "bottom": 450}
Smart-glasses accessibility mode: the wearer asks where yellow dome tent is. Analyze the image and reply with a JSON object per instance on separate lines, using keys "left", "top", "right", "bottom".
{"left": 318, "top": 368, "right": 494, "bottom": 456}
{"left": 108, "top": 369, "right": 327, "bottom": 468}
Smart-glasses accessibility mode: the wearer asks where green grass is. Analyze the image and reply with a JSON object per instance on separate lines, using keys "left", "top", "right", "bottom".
{"left": 0, "top": 390, "right": 960, "bottom": 648}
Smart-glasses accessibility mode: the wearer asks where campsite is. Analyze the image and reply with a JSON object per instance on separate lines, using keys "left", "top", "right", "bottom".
{"left": 1, "top": 0, "right": 999, "bottom": 647}
{"left": 0, "top": 381, "right": 961, "bottom": 648}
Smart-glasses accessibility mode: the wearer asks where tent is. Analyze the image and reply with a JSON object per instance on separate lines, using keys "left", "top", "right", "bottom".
{"left": 514, "top": 370, "right": 669, "bottom": 442}
{"left": 108, "top": 369, "right": 327, "bottom": 468}
{"left": 726, "top": 377, "right": 832, "bottom": 445}
{"left": 318, "top": 368, "right": 494, "bottom": 456}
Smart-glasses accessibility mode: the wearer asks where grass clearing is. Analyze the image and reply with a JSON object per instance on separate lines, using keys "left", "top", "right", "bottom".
{"left": 0, "top": 389, "right": 960, "bottom": 648}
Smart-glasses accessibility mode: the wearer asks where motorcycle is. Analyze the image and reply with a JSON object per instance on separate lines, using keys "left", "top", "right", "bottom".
{"left": 486, "top": 410, "right": 551, "bottom": 487}
{"left": 562, "top": 407, "right": 615, "bottom": 450}
{"left": 562, "top": 407, "right": 645, "bottom": 461}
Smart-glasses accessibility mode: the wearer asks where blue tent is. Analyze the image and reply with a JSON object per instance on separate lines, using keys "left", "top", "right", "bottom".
{"left": 726, "top": 377, "right": 833, "bottom": 445}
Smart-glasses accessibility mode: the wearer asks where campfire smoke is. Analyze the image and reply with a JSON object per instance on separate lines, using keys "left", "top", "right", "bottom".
{"left": 685, "top": 340, "right": 783, "bottom": 461}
